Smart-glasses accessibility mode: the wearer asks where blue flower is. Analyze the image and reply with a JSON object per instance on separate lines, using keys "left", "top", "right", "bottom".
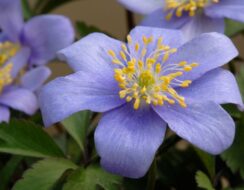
{"left": 39, "top": 26, "right": 243, "bottom": 178}
{"left": 0, "top": 0, "right": 75, "bottom": 123}
{"left": 118, "top": 0, "right": 244, "bottom": 40}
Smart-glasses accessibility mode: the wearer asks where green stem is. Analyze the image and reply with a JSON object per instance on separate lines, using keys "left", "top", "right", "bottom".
{"left": 146, "top": 159, "right": 157, "bottom": 190}
{"left": 22, "top": 0, "right": 33, "bottom": 20}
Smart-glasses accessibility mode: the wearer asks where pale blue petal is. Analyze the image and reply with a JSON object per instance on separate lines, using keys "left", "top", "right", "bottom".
{"left": 95, "top": 104, "right": 166, "bottom": 178}
{"left": 180, "top": 13, "right": 225, "bottom": 40}
{"left": 21, "top": 66, "right": 51, "bottom": 91}
{"left": 58, "top": 33, "right": 122, "bottom": 72}
{"left": 22, "top": 15, "right": 74, "bottom": 65}
{"left": 0, "top": 0, "right": 23, "bottom": 42}
{"left": 39, "top": 70, "right": 125, "bottom": 127}
{"left": 205, "top": 0, "right": 244, "bottom": 22}
{"left": 177, "top": 69, "right": 244, "bottom": 109}
{"left": 0, "top": 87, "right": 38, "bottom": 115}
{"left": 153, "top": 101, "right": 235, "bottom": 154}
{"left": 0, "top": 106, "right": 10, "bottom": 123}
{"left": 128, "top": 26, "right": 185, "bottom": 59}
{"left": 117, "top": 0, "right": 163, "bottom": 14}
{"left": 141, "top": 9, "right": 190, "bottom": 29}
{"left": 167, "top": 32, "right": 238, "bottom": 81}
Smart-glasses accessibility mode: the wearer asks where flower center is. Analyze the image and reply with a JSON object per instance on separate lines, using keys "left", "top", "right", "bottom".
{"left": 0, "top": 41, "right": 20, "bottom": 93}
{"left": 165, "top": 0, "right": 219, "bottom": 20}
{"left": 108, "top": 35, "right": 198, "bottom": 110}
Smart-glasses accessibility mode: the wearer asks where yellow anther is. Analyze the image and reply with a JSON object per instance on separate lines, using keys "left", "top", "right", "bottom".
{"left": 178, "top": 61, "right": 187, "bottom": 66}
{"left": 191, "top": 63, "right": 199, "bottom": 67}
{"left": 134, "top": 98, "right": 140, "bottom": 110}
{"left": 183, "top": 65, "right": 192, "bottom": 71}
{"left": 112, "top": 59, "right": 122, "bottom": 64}
{"left": 119, "top": 90, "right": 127, "bottom": 98}
{"left": 120, "top": 51, "right": 127, "bottom": 61}
{"left": 127, "top": 35, "right": 132, "bottom": 44}
{"left": 163, "top": 52, "right": 170, "bottom": 62}
{"left": 143, "top": 36, "right": 148, "bottom": 45}
{"left": 135, "top": 43, "right": 140, "bottom": 52}
{"left": 126, "top": 96, "right": 132, "bottom": 102}
{"left": 180, "top": 80, "right": 192, "bottom": 87}
{"left": 108, "top": 50, "right": 116, "bottom": 58}
{"left": 157, "top": 37, "right": 163, "bottom": 48}
{"left": 141, "top": 86, "right": 147, "bottom": 94}
{"left": 146, "top": 97, "right": 151, "bottom": 104}
{"left": 141, "top": 48, "right": 147, "bottom": 57}
{"left": 0, "top": 63, "right": 13, "bottom": 93}
{"left": 122, "top": 44, "right": 128, "bottom": 52}
{"left": 155, "top": 63, "right": 161, "bottom": 74}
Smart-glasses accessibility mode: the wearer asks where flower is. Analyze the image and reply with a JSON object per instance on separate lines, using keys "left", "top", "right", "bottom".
{"left": 39, "top": 26, "right": 243, "bottom": 178}
{"left": 0, "top": 0, "right": 75, "bottom": 123}
{"left": 118, "top": 0, "right": 244, "bottom": 40}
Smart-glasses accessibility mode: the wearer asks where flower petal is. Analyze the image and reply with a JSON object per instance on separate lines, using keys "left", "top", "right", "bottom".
{"left": 177, "top": 69, "right": 244, "bottom": 109}
{"left": 167, "top": 32, "right": 238, "bottom": 81}
{"left": 21, "top": 66, "right": 51, "bottom": 91}
{"left": 117, "top": 0, "right": 163, "bottom": 14}
{"left": 128, "top": 26, "right": 185, "bottom": 59}
{"left": 22, "top": 15, "right": 74, "bottom": 65}
{"left": 39, "top": 70, "right": 125, "bottom": 127}
{"left": 95, "top": 104, "right": 166, "bottom": 178}
{"left": 0, "top": 106, "right": 10, "bottom": 123}
{"left": 7, "top": 47, "right": 31, "bottom": 78}
{"left": 0, "top": 87, "right": 38, "bottom": 115}
{"left": 180, "top": 14, "right": 225, "bottom": 40}
{"left": 58, "top": 33, "right": 122, "bottom": 72}
{"left": 153, "top": 102, "right": 235, "bottom": 154}
{"left": 141, "top": 9, "right": 190, "bottom": 30}
{"left": 205, "top": 0, "right": 244, "bottom": 22}
{"left": 0, "top": 0, "right": 23, "bottom": 42}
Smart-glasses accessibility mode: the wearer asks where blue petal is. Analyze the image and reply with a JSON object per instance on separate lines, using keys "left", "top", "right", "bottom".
{"left": 180, "top": 13, "right": 225, "bottom": 40}
{"left": 0, "top": 0, "right": 23, "bottom": 42}
{"left": 141, "top": 9, "right": 190, "bottom": 30}
{"left": 21, "top": 15, "right": 74, "bottom": 65}
{"left": 153, "top": 101, "right": 235, "bottom": 154}
{"left": 7, "top": 47, "right": 31, "bottom": 78}
{"left": 95, "top": 104, "right": 166, "bottom": 178}
{"left": 117, "top": 0, "right": 163, "bottom": 14}
{"left": 205, "top": 0, "right": 244, "bottom": 22}
{"left": 167, "top": 32, "right": 238, "bottom": 81}
{"left": 0, "top": 87, "right": 38, "bottom": 115}
{"left": 58, "top": 33, "right": 122, "bottom": 72}
{"left": 39, "top": 70, "right": 125, "bottom": 127}
{"left": 0, "top": 106, "right": 10, "bottom": 123}
{"left": 128, "top": 26, "right": 185, "bottom": 59}
{"left": 177, "top": 69, "right": 244, "bottom": 109}
{"left": 21, "top": 66, "right": 51, "bottom": 91}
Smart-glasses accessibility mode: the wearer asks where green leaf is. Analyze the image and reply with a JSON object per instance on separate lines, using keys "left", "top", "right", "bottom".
{"left": 194, "top": 148, "right": 215, "bottom": 179}
{"left": 21, "top": 0, "right": 33, "bottom": 20}
{"left": 0, "top": 156, "right": 23, "bottom": 190}
{"left": 13, "top": 158, "right": 78, "bottom": 190}
{"left": 221, "top": 118, "right": 244, "bottom": 178}
{"left": 76, "top": 21, "right": 103, "bottom": 38}
{"left": 195, "top": 171, "right": 215, "bottom": 190}
{"left": 0, "top": 120, "right": 64, "bottom": 157}
{"left": 63, "top": 165, "right": 122, "bottom": 190}
{"left": 236, "top": 65, "right": 244, "bottom": 99}
{"left": 62, "top": 111, "right": 91, "bottom": 152}
{"left": 225, "top": 19, "right": 244, "bottom": 37}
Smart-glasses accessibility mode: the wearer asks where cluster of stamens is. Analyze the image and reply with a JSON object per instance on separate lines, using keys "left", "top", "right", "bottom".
{"left": 0, "top": 41, "right": 20, "bottom": 93}
{"left": 107, "top": 35, "right": 198, "bottom": 110}
{"left": 165, "top": 0, "right": 219, "bottom": 20}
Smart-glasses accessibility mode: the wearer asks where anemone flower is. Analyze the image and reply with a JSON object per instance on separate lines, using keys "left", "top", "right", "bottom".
{"left": 0, "top": 0, "right": 74, "bottom": 122}
{"left": 39, "top": 26, "right": 242, "bottom": 178}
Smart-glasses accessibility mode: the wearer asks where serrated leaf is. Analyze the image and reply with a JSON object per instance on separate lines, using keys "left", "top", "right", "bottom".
{"left": 221, "top": 119, "right": 244, "bottom": 178}
{"left": 0, "top": 120, "right": 64, "bottom": 157}
{"left": 195, "top": 171, "right": 215, "bottom": 190}
{"left": 13, "top": 158, "right": 78, "bottom": 190}
{"left": 63, "top": 165, "right": 122, "bottom": 190}
{"left": 225, "top": 19, "right": 244, "bottom": 37}
{"left": 62, "top": 111, "right": 91, "bottom": 152}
